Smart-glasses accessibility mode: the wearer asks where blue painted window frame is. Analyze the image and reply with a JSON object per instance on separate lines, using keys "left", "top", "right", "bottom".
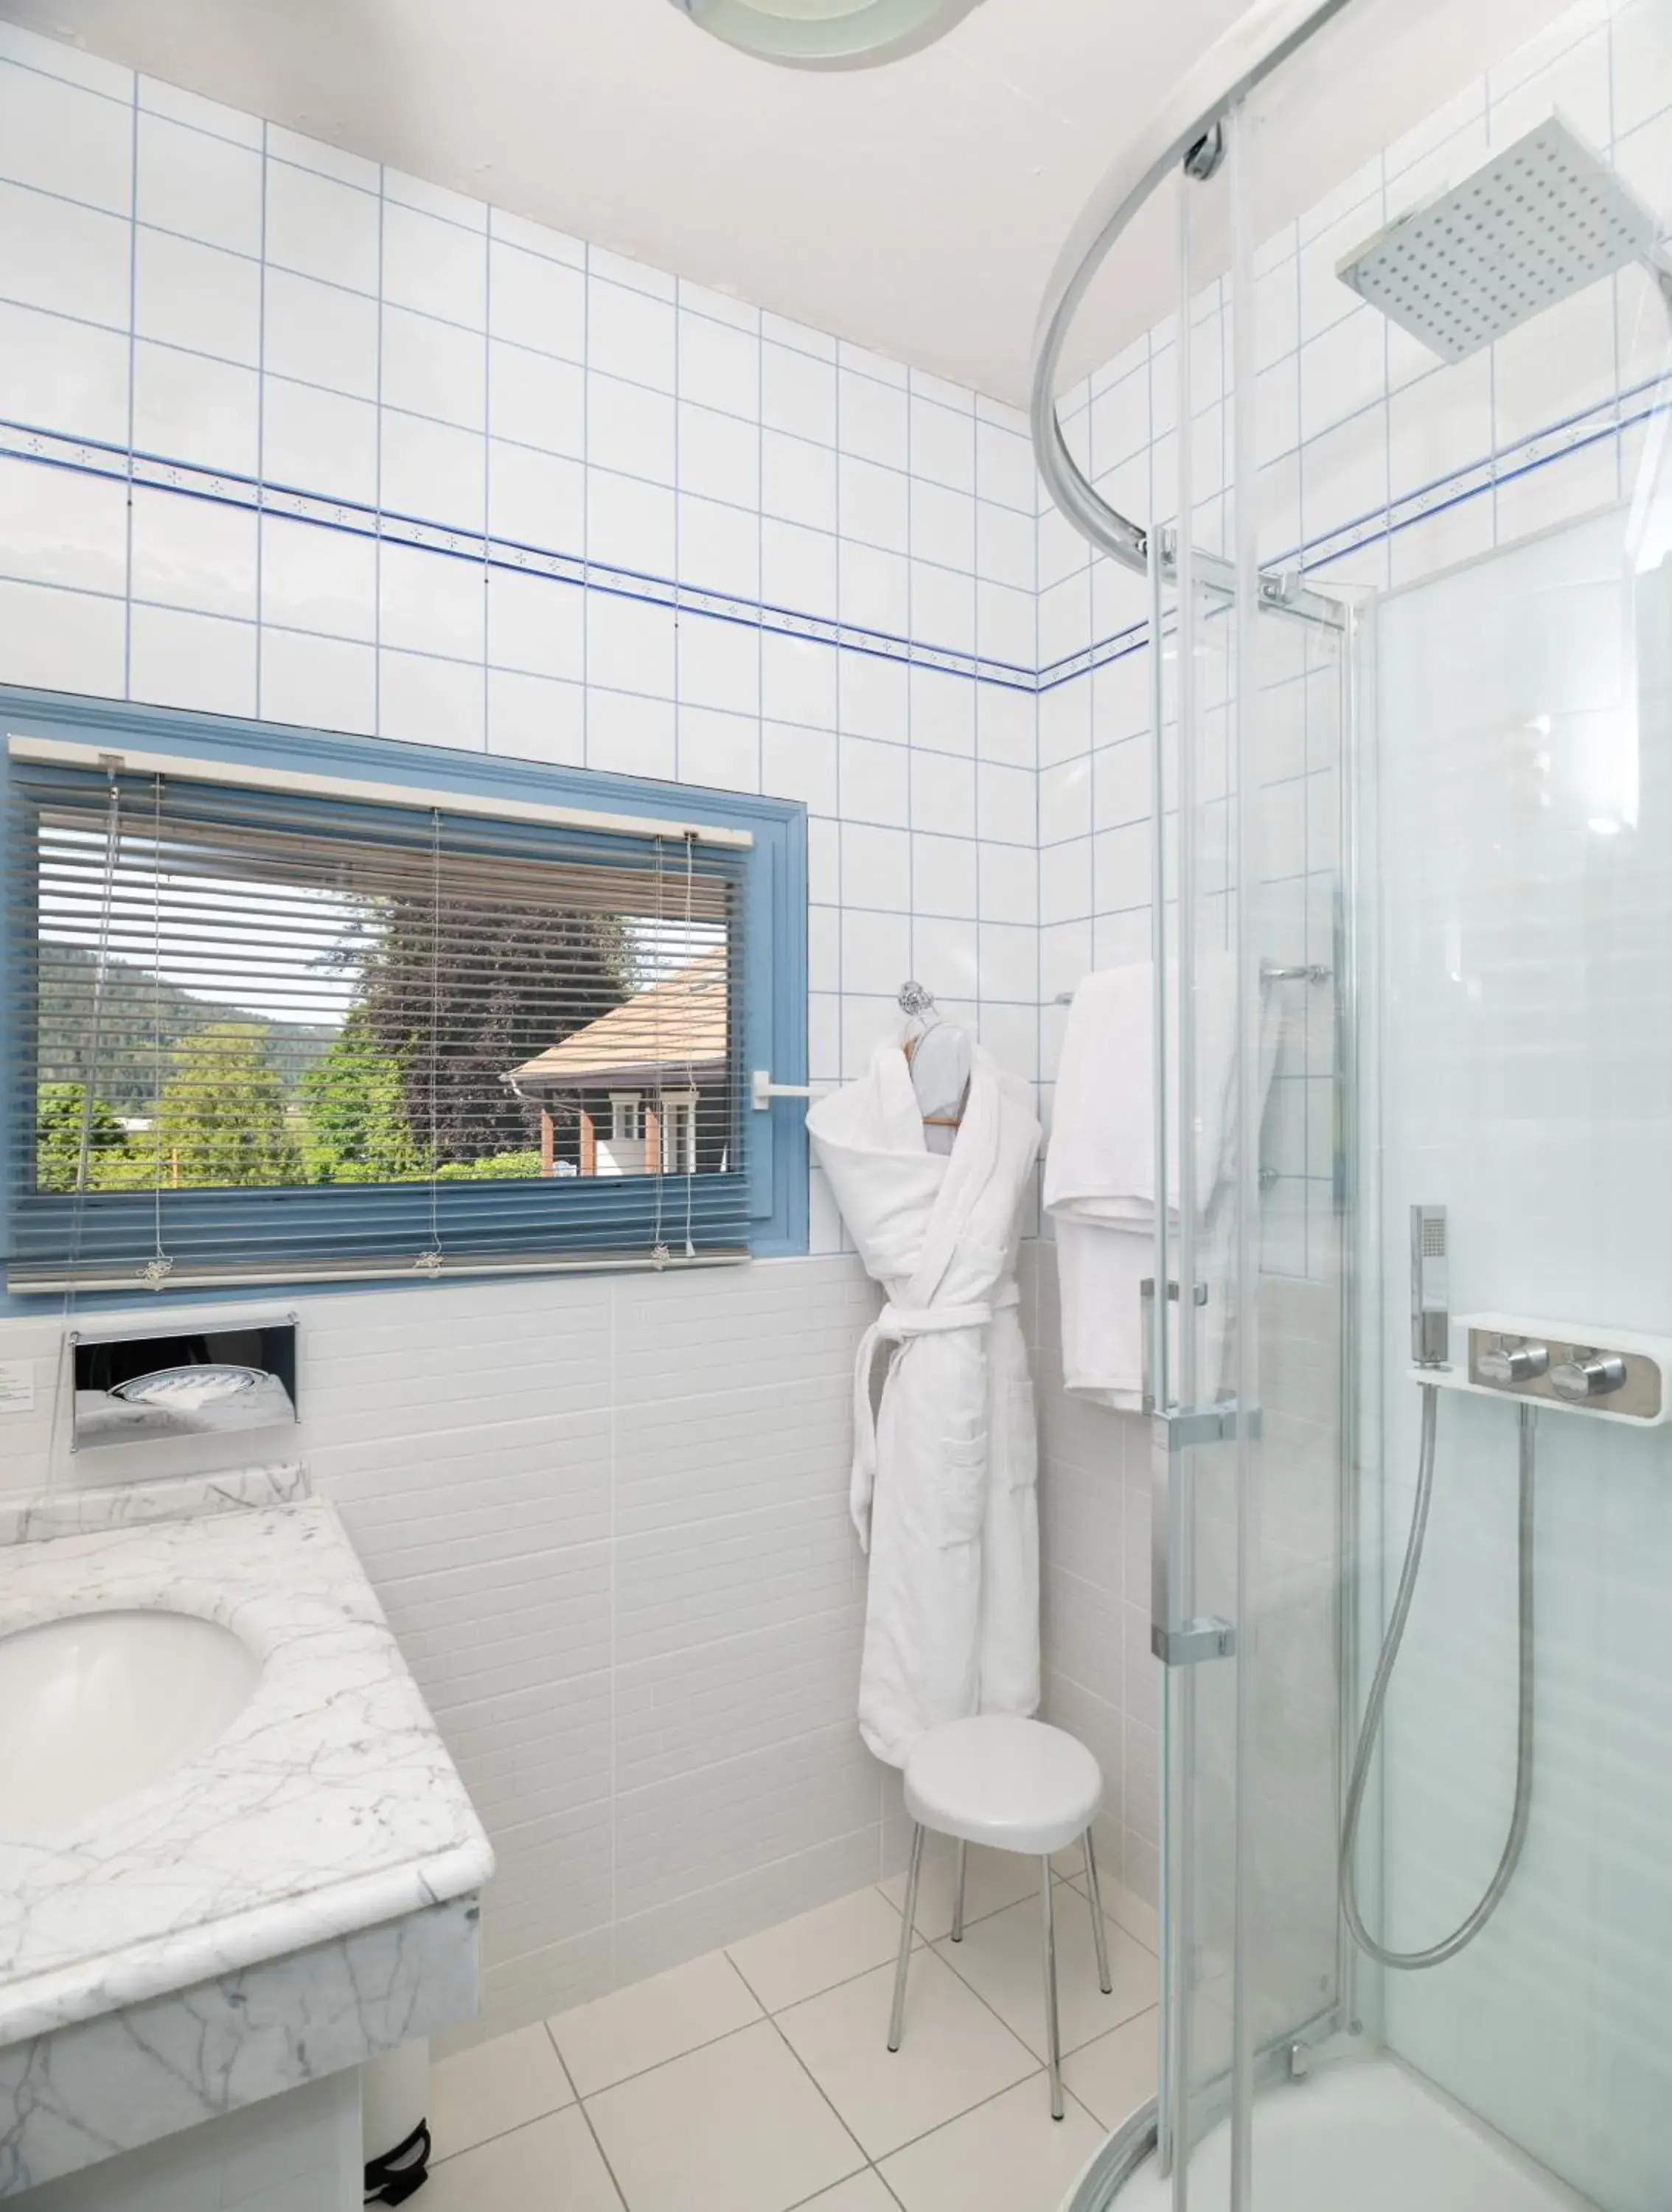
{"left": 0, "top": 686, "right": 809, "bottom": 1314}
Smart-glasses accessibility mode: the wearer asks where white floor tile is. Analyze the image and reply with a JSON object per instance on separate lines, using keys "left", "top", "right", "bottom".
{"left": 793, "top": 2175, "right": 902, "bottom": 2211}
{"left": 420, "top": 2107, "right": 624, "bottom": 2210}
{"left": 429, "top": 2022, "right": 574, "bottom": 2160}
{"left": 879, "top": 2075, "right": 1107, "bottom": 2212}
{"left": 1063, "top": 1865, "right": 1160, "bottom": 1954}
{"left": 1060, "top": 2008, "right": 1159, "bottom": 2131}
{"left": 585, "top": 2019, "right": 866, "bottom": 2212}
{"left": 931, "top": 1886, "right": 1157, "bottom": 2062}
{"left": 879, "top": 1843, "right": 1040, "bottom": 1941}
{"left": 549, "top": 1948, "right": 762, "bottom": 2096}
{"left": 730, "top": 1886, "right": 915, "bottom": 2014}
{"left": 777, "top": 1949, "right": 1037, "bottom": 2160}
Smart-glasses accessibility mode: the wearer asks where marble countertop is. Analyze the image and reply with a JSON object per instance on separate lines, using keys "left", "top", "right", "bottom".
{"left": 0, "top": 1489, "right": 494, "bottom": 2048}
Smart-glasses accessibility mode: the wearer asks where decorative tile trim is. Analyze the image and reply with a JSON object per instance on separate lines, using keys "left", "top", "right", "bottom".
{"left": 1036, "top": 370, "right": 1672, "bottom": 692}
{"left": 0, "top": 419, "right": 1039, "bottom": 695}
{"left": 5, "top": 364, "right": 1667, "bottom": 705}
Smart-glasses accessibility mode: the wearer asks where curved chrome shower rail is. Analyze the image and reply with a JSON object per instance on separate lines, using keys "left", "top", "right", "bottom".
{"left": 1028, "top": 0, "right": 1354, "bottom": 577}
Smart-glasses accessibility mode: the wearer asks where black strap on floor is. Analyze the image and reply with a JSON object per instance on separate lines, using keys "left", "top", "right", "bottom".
{"left": 365, "top": 2117, "right": 433, "bottom": 2205}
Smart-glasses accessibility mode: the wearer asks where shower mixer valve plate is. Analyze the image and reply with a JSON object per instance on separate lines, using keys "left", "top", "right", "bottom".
{"left": 1430, "top": 1315, "right": 1672, "bottom": 1423}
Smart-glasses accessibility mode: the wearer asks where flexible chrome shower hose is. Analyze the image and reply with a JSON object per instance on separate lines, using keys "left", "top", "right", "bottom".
{"left": 1339, "top": 1385, "right": 1536, "bottom": 1970}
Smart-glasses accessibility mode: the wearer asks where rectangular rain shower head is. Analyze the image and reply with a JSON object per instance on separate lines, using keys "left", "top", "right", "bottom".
{"left": 1337, "top": 114, "right": 1662, "bottom": 365}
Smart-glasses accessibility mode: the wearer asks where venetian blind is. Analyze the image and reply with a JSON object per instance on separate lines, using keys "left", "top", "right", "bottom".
{"left": 8, "top": 754, "right": 750, "bottom": 1292}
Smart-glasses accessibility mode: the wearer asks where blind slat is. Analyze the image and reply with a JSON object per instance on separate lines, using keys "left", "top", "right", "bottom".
{"left": 10, "top": 759, "right": 750, "bottom": 1290}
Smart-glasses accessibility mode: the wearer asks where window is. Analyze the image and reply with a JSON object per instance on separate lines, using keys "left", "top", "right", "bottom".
{"left": 3, "top": 699, "right": 808, "bottom": 1296}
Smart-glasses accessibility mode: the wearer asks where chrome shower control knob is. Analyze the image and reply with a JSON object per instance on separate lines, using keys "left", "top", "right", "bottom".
{"left": 1550, "top": 1352, "right": 1627, "bottom": 1402}
{"left": 1477, "top": 1339, "right": 1549, "bottom": 1387}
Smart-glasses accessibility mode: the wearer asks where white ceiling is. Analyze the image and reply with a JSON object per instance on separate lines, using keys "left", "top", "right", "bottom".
{"left": 0, "top": 0, "right": 1255, "bottom": 406}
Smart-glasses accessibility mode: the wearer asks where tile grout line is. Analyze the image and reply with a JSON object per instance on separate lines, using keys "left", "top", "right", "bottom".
{"left": 431, "top": 1974, "right": 1143, "bottom": 2183}
{"left": 757, "top": 2006, "right": 874, "bottom": 2197}
{"left": 0, "top": 166, "right": 1022, "bottom": 467}
{"left": 119, "top": 67, "right": 138, "bottom": 703}
{"left": 540, "top": 2012, "right": 579, "bottom": 2102}
{"left": 253, "top": 113, "right": 268, "bottom": 719}
{"left": 555, "top": 2006, "right": 766, "bottom": 2106}
{"left": 481, "top": 194, "right": 492, "bottom": 751}
{"left": 605, "top": 1256, "right": 618, "bottom": 1991}
{"left": 572, "top": 2090, "right": 634, "bottom": 2212}
{"left": 506, "top": 1871, "right": 1058, "bottom": 2118}
{"left": 908, "top": 1882, "right": 1151, "bottom": 2072}
{"left": 371, "top": 144, "right": 386, "bottom": 739}
{"left": 868, "top": 2063, "right": 1107, "bottom": 2171}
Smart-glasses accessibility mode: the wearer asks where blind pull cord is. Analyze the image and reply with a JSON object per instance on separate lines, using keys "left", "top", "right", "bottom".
{"left": 61, "top": 768, "right": 123, "bottom": 1334}
{"left": 651, "top": 831, "right": 669, "bottom": 1267}
{"left": 144, "top": 772, "right": 173, "bottom": 1288}
{"left": 682, "top": 830, "right": 697, "bottom": 1261}
{"left": 415, "top": 806, "right": 445, "bottom": 1278}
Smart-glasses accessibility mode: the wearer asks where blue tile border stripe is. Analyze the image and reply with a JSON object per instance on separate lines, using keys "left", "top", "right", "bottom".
{"left": 0, "top": 416, "right": 1039, "bottom": 695}
{"left": 4, "top": 361, "right": 1668, "bottom": 701}
{"left": 1036, "top": 369, "right": 1672, "bottom": 690}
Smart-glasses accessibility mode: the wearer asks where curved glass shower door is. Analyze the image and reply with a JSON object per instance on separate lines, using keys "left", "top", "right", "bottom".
{"left": 1050, "top": 1, "right": 1672, "bottom": 2208}
{"left": 1059, "top": 112, "right": 1356, "bottom": 2212}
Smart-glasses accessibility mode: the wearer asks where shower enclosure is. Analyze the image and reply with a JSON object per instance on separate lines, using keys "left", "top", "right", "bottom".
{"left": 1032, "top": 1, "right": 1672, "bottom": 2206}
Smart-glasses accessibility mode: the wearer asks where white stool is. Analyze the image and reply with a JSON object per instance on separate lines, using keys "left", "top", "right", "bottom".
{"left": 887, "top": 1714, "right": 1112, "bottom": 2120}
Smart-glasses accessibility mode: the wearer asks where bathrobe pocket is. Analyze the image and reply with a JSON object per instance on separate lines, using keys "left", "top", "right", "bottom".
{"left": 937, "top": 1431, "right": 989, "bottom": 1544}
{"left": 1000, "top": 1377, "right": 1039, "bottom": 1492}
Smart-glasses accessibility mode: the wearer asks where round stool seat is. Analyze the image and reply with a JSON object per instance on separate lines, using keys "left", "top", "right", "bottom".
{"left": 903, "top": 1715, "right": 1103, "bottom": 1860}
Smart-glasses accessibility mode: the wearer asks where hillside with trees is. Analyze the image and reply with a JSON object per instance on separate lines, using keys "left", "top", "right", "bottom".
{"left": 37, "top": 944, "right": 334, "bottom": 1113}
{"left": 34, "top": 894, "right": 634, "bottom": 1194}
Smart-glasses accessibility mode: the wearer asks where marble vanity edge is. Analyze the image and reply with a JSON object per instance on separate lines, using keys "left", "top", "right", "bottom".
{"left": 0, "top": 1464, "right": 310, "bottom": 1546}
{"left": 0, "top": 1891, "right": 483, "bottom": 2197}
{"left": 0, "top": 1832, "right": 494, "bottom": 2050}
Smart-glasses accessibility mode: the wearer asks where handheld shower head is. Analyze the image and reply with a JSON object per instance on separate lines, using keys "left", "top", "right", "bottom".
{"left": 1338, "top": 115, "right": 1663, "bottom": 366}
{"left": 1410, "top": 1205, "right": 1449, "bottom": 1369}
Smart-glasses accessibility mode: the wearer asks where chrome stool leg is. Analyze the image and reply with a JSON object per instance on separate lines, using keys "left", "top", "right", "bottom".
{"left": 888, "top": 1825, "right": 924, "bottom": 2053}
{"left": 950, "top": 1839, "right": 968, "bottom": 1942}
{"left": 1083, "top": 1826, "right": 1113, "bottom": 1995}
{"left": 1040, "top": 1855, "right": 1064, "bottom": 2119}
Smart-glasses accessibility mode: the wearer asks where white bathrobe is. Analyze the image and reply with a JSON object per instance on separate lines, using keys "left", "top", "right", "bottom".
{"left": 809, "top": 1041, "right": 1042, "bottom": 1769}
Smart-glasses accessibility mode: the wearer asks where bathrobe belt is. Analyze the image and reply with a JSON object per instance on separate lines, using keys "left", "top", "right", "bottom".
{"left": 849, "top": 1281, "right": 1021, "bottom": 1548}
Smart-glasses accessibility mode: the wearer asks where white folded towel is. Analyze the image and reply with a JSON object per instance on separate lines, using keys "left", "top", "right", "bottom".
{"left": 1045, "top": 956, "right": 1275, "bottom": 1410}
{"left": 1043, "top": 957, "right": 1239, "bottom": 1225}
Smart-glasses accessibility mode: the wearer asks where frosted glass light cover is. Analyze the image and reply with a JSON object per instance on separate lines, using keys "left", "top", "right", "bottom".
{"left": 669, "top": 0, "right": 985, "bottom": 66}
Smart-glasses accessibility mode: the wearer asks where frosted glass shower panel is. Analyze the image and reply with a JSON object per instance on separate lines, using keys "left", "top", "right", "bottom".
{"left": 1369, "top": 506, "right": 1672, "bottom": 2212}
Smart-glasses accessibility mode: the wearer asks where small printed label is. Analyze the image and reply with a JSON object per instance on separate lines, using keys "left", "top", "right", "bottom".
{"left": 0, "top": 1360, "right": 35, "bottom": 1414}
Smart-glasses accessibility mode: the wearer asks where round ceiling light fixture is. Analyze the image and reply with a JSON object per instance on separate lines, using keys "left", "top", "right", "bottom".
{"left": 669, "top": 0, "right": 987, "bottom": 69}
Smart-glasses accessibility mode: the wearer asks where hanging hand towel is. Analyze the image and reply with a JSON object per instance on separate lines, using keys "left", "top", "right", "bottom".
{"left": 1045, "top": 958, "right": 1271, "bottom": 1408}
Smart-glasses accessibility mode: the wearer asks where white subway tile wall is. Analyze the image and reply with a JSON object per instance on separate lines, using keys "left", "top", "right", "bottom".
{"left": 0, "top": 1262, "right": 884, "bottom": 2041}
{"left": 1, "top": 0, "right": 1670, "bottom": 2048}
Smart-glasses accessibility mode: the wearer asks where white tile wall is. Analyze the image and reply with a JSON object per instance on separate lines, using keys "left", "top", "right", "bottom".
{"left": 1372, "top": 508, "right": 1672, "bottom": 2212}
{"left": 0, "top": 17, "right": 1043, "bottom": 1203}
{"left": 3, "top": 0, "right": 1671, "bottom": 2070}
{"left": 0, "top": 14, "right": 1038, "bottom": 2046}
{"left": 0, "top": 1261, "right": 882, "bottom": 2042}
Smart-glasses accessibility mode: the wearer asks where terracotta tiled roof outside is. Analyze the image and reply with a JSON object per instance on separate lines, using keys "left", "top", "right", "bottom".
{"left": 509, "top": 945, "right": 729, "bottom": 1089}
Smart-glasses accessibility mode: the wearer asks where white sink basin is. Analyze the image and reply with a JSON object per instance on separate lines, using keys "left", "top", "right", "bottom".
{"left": 0, "top": 1609, "right": 261, "bottom": 1834}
